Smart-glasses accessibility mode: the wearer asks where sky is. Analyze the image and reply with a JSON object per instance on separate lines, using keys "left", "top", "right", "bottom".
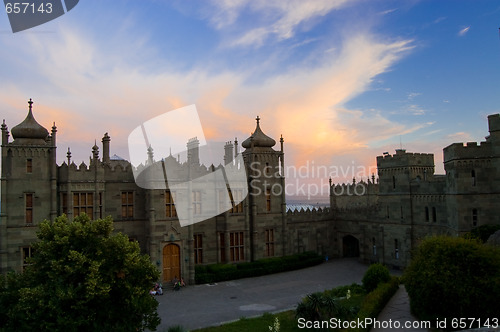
{"left": 0, "top": 0, "right": 499, "bottom": 199}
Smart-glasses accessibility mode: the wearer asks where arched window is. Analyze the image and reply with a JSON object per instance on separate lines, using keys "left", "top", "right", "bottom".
{"left": 432, "top": 207, "right": 437, "bottom": 222}
{"left": 425, "top": 207, "right": 429, "bottom": 222}
{"left": 394, "top": 239, "right": 399, "bottom": 260}
{"left": 372, "top": 237, "right": 377, "bottom": 256}
{"left": 392, "top": 176, "right": 396, "bottom": 189}
{"left": 471, "top": 169, "right": 476, "bottom": 186}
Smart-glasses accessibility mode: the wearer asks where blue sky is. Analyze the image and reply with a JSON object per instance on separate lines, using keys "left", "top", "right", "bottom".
{"left": 0, "top": 0, "right": 499, "bottom": 190}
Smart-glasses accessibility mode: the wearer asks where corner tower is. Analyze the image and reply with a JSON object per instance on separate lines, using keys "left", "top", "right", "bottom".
{"left": 1, "top": 99, "right": 57, "bottom": 273}
{"left": 242, "top": 116, "right": 286, "bottom": 260}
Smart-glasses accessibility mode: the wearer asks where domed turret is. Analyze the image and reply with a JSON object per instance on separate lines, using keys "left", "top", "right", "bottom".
{"left": 242, "top": 116, "right": 276, "bottom": 149}
{"left": 11, "top": 99, "right": 49, "bottom": 143}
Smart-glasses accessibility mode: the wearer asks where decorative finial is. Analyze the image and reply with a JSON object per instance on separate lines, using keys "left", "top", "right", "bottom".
{"left": 256, "top": 115, "right": 260, "bottom": 125}
{"left": 67, "top": 147, "right": 72, "bottom": 164}
{"left": 28, "top": 98, "right": 33, "bottom": 110}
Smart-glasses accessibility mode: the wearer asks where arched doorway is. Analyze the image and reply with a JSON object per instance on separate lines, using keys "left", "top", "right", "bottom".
{"left": 162, "top": 243, "right": 181, "bottom": 282}
{"left": 342, "top": 235, "right": 360, "bottom": 257}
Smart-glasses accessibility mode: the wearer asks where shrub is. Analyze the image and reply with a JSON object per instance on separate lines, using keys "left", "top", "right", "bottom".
{"left": 355, "top": 276, "right": 400, "bottom": 332}
{"left": 463, "top": 224, "right": 500, "bottom": 243}
{"left": 362, "top": 263, "right": 390, "bottom": 292}
{"left": 404, "top": 236, "right": 500, "bottom": 322}
{"left": 195, "top": 251, "right": 323, "bottom": 284}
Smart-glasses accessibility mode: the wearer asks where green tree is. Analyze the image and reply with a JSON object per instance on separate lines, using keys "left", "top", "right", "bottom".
{"left": 0, "top": 214, "right": 160, "bottom": 332}
{"left": 404, "top": 235, "right": 500, "bottom": 322}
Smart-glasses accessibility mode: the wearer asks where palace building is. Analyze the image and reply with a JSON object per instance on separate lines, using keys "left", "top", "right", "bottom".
{"left": 1, "top": 99, "right": 499, "bottom": 281}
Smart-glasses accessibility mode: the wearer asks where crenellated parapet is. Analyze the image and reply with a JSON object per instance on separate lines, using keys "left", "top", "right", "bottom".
{"left": 443, "top": 141, "right": 494, "bottom": 163}
{"left": 377, "top": 150, "right": 434, "bottom": 169}
{"left": 286, "top": 206, "right": 332, "bottom": 223}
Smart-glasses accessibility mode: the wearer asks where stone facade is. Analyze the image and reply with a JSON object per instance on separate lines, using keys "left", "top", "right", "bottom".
{"left": 1, "top": 100, "right": 499, "bottom": 280}
{"left": 331, "top": 114, "right": 500, "bottom": 268}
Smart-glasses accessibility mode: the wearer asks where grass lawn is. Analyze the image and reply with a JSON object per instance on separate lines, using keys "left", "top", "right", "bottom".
{"left": 191, "top": 310, "right": 303, "bottom": 332}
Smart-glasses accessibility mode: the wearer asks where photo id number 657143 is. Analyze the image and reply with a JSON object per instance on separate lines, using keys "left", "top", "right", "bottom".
{"left": 5, "top": 2, "right": 53, "bottom": 14}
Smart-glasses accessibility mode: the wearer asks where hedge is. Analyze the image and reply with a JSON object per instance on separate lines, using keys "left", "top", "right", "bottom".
{"left": 195, "top": 251, "right": 324, "bottom": 284}
{"left": 354, "top": 276, "right": 400, "bottom": 332}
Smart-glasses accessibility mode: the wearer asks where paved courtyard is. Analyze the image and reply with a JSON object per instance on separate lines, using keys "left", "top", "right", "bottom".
{"left": 155, "top": 258, "right": 368, "bottom": 331}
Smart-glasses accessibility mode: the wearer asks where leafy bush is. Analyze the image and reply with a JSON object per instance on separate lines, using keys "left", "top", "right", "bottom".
{"left": 362, "top": 263, "right": 390, "bottom": 292}
{"left": 195, "top": 251, "right": 323, "bottom": 284}
{"left": 404, "top": 236, "right": 500, "bottom": 322}
{"left": 463, "top": 224, "right": 500, "bottom": 243}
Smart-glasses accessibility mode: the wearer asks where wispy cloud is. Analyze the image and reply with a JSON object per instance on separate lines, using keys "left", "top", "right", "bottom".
{"left": 208, "top": 0, "right": 353, "bottom": 47}
{"left": 407, "top": 92, "right": 421, "bottom": 100}
{"left": 458, "top": 26, "right": 470, "bottom": 36}
{"left": 447, "top": 131, "right": 471, "bottom": 141}
{"left": 379, "top": 8, "right": 397, "bottom": 15}
{"left": 0, "top": 25, "right": 415, "bottom": 167}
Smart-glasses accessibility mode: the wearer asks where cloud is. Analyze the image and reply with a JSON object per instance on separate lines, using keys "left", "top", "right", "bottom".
{"left": 379, "top": 8, "right": 397, "bottom": 15}
{"left": 458, "top": 26, "right": 470, "bottom": 36}
{"left": 407, "top": 92, "right": 421, "bottom": 100}
{"left": 447, "top": 131, "right": 471, "bottom": 141}
{"left": 208, "top": 0, "right": 353, "bottom": 47}
{"left": 0, "top": 10, "right": 417, "bottom": 175}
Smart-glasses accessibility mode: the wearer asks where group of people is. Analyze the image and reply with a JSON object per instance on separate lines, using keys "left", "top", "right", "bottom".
{"left": 150, "top": 276, "right": 185, "bottom": 296}
{"left": 172, "top": 276, "right": 185, "bottom": 291}
{"left": 149, "top": 283, "right": 163, "bottom": 296}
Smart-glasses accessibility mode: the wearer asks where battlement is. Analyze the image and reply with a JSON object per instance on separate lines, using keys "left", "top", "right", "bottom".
{"left": 377, "top": 150, "right": 434, "bottom": 169}
{"left": 443, "top": 141, "right": 493, "bottom": 162}
{"left": 286, "top": 207, "right": 332, "bottom": 223}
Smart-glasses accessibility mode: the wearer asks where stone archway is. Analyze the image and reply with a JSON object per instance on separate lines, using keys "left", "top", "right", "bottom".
{"left": 342, "top": 235, "right": 360, "bottom": 257}
{"left": 162, "top": 243, "right": 181, "bottom": 282}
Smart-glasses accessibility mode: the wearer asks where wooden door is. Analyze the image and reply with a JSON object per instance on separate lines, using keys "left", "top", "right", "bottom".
{"left": 162, "top": 244, "right": 180, "bottom": 282}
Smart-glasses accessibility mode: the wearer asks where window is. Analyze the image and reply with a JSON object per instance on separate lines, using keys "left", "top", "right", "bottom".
{"left": 25, "top": 193, "right": 33, "bottom": 224}
{"left": 165, "top": 190, "right": 177, "bottom": 218}
{"left": 26, "top": 159, "right": 32, "bottom": 173}
{"left": 98, "top": 193, "right": 103, "bottom": 219}
{"left": 425, "top": 207, "right": 429, "bottom": 222}
{"left": 471, "top": 169, "right": 476, "bottom": 186}
{"left": 229, "top": 232, "right": 244, "bottom": 262}
{"left": 432, "top": 207, "right": 437, "bottom": 223}
{"left": 192, "top": 191, "right": 201, "bottom": 215}
{"left": 265, "top": 188, "right": 271, "bottom": 212}
{"left": 22, "top": 246, "right": 34, "bottom": 271}
{"left": 265, "top": 229, "right": 274, "bottom": 257}
{"left": 230, "top": 189, "right": 243, "bottom": 213}
{"left": 194, "top": 234, "right": 203, "bottom": 264}
{"left": 400, "top": 205, "right": 403, "bottom": 220}
{"left": 265, "top": 162, "right": 271, "bottom": 175}
{"left": 392, "top": 176, "right": 396, "bottom": 189}
{"left": 472, "top": 208, "right": 478, "bottom": 227}
{"left": 395, "top": 239, "right": 399, "bottom": 260}
{"left": 62, "top": 193, "right": 68, "bottom": 215}
{"left": 73, "top": 193, "right": 93, "bottom": 218}
{"left": 386, "top": 206, "right": 390, "bottom": 219}
{"left": 219, "top": 233, "right": 226, "bottom": 263}
{"left": 372, "top": 238, "right": 377, "bottom": 256}
{"left": 121, "top": 191, "right": 134, "bottom": 219}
